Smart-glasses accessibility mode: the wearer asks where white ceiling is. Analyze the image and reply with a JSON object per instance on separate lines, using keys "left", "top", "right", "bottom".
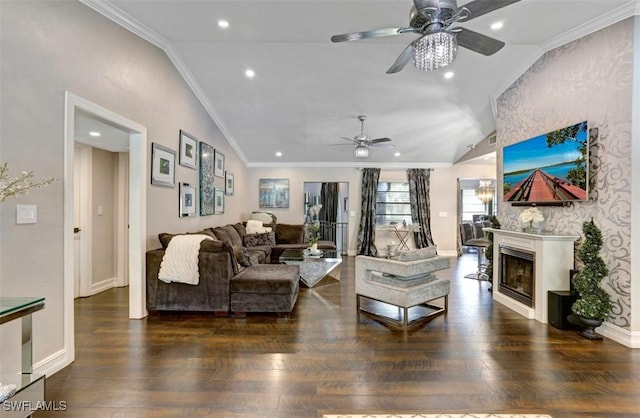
{"left": 83, "top": 0, "right": 638, "bottom": 167}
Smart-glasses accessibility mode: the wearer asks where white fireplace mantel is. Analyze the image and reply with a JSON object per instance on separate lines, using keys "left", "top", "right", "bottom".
{"left": 485, "top": 228, "right": 579, "bottom": 323}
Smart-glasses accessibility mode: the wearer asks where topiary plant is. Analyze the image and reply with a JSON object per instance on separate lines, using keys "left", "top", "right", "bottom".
{"left": 484, "top": 215, "right": 501, "bottom": 282}
{"left": 571, "top": 219, "right": 612, "bottom": 322}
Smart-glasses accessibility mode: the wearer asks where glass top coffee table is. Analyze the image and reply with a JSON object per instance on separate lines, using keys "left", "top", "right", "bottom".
{"left": 279, "top": 249, "right": 342, "bottom": 288}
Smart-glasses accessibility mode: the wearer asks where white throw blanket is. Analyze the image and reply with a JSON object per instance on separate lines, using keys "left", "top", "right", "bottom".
{"left": 158, "top": 234, "right": 212, "bottom": 285}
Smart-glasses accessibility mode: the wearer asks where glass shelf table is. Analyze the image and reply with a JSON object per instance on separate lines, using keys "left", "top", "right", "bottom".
{"left": 0, "top": 297, "right": 46, "bottom": 418}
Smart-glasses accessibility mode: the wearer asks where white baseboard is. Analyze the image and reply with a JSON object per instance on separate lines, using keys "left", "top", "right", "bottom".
{"left": 33, "top": 348, "right": 71, "bottom": 377}
{"left": 437, "top": 250, "right": 458, "bottom": 257}
{"left": 597, "top": 322, "right": 640, "bottom": 348}
{"left": 92, "top": 277, "right": 116, "bottom": 295}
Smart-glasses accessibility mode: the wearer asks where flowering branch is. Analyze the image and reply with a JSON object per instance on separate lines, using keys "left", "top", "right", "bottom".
{"left": 0, "top": 163, "right": 55, "bottom": 202}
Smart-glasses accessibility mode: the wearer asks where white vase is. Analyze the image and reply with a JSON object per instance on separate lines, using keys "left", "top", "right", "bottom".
{"left": 310, "top": 243, "right": 318, "bottom": 253}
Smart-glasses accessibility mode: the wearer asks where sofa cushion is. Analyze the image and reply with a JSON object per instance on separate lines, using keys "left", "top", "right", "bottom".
{"left": 243, "top": 231, "right": 276, "bottom": 247}
{"left": 232, "top": 222, "right": 247, "bottom": 239}
{"left": 246, "top": 250, "right": 266, "bottom": 265}
{"left": 213, "top": 226, "right": 242, "bottom": 248}
{"left": 276, "top": 224, "right": 304, "bottom": 244}
{"left": 392, "top": 246, "right": 438, "bottom": 261}
{"left": 231, "top": 265, "right": 300, "bottom": 294}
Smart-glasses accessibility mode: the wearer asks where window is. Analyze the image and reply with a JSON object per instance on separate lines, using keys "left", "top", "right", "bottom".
{"left": 376, "top": 182, "right": 412, "bottom": 225}
{"left": 461, "top": 189, "right": 487, "bottom": 221}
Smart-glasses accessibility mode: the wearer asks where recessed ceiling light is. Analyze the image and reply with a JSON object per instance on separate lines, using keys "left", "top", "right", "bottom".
{"left": 491, "top": 21, "right": 504, "bottom": 31}
{"left": 394, "top": 152, "right": 401, "bottom": 157}
{"left": 218, "top": 20, "right": 229, "bottom": 29}
{"left": 444, "top": 71, "right": 454, "bottom": 79}
{"left": 275, "top": 151, "right": 282, "bottom": 157}
{"left": 245, "top": 69, "right": 255, "bottom": 78}
{"left": 89, "top": 131, "right": 101, "bottom": 137}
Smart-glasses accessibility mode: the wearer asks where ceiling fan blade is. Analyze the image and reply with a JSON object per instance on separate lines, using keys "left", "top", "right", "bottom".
{"left": 386, "top": 44, "right": 414, "bottom": 74}
{"left": 339, "top": 136, "right": 361, "bottom": 144}
{"left": 460, "top": 0, "right": 521, "bottom": 21}
{"left": 455, "top": 28, "right": 505, "bottom": 56}
{"left": 331, "top": 27, "right": 416, "bottom": 43}
{"left": 328, "top": 143, "right": 355, "bottom": 147}
{"left": 368, "top": 137, "right": 392, "bottom": 144}
{"left": 369, "top": 143, "right": 396, "bottom": 148}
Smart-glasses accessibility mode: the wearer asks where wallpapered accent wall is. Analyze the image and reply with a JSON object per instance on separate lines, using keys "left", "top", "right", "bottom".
{"left": 496, "top": 19, "right": 634, "bottom": 329}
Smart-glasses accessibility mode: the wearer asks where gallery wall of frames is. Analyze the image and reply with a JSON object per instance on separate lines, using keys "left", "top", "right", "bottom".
{"left": 150, "top": 129, "right": 234, "bottom": 217}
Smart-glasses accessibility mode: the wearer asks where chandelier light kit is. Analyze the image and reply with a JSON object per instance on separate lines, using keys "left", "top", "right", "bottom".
{"left": 476, "top": 179, "right": 494, "bottom": 203}
{"left": 354, "top": 145, "right": 370, "bottom": 159}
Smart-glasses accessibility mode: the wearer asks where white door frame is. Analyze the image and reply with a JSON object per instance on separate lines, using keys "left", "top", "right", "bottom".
{"left": 63, "top": 92, "right": 147, "bottom": 363}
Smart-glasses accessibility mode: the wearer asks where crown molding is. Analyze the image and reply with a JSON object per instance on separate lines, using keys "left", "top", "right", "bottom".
{"left": 78, "top": 0, "right": 249, "bottom": 166}
{"left": 245, "top": 161, "right": 452, "bottom": 169}
{"left": 490, "top": 1, "right": 639, "bottom": 106}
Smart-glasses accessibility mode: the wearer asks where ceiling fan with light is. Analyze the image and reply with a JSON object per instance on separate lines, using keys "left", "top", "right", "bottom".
{"left": 330, "top": 115, "right": 394, "bottom": 158}
{"left": 330, "top": 0, "right": 520, "bottom": 73}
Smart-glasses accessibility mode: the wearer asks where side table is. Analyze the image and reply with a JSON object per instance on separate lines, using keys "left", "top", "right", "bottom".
{"left": 0, "top": 297, "right": 46, "bottom": 418}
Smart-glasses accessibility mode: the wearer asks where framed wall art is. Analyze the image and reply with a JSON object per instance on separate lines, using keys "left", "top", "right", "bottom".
{"left": 179, "top": 130, "right": 198, "bottom": 169}
{"left": 225, "top": 171, "right": 234, "bottom": 196}
{"left": 179, "top": 183, "right": 197, "bottom": 217}
{"left": 151, "top": 143, "right": 176, "bottom": 187}
{"left": 214, "top": 150, "right": 225, "bottom": 178}
{"left": 214, "top": 187, "right": 225, "bottom": 214}
{"left": 199, "top": 142, "right": 215, "bottom": 216}
{"left": 259, "top": 178, "right": 289, "bottom": 208}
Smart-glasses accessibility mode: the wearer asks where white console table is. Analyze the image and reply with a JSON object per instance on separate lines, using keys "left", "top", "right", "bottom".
{"left": 485, "top": 229, "right": 578, "bottom": 323}
{"left": 0, "top": 297, "right": 45, "bottom": 418}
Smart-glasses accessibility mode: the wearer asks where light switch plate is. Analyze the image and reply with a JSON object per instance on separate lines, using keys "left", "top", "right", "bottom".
{"left": 16, "top": 204, "right": 37, "bottom": 224}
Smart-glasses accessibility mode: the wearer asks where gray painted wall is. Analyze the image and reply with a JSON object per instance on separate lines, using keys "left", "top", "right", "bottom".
{"left": 496, "top": 19, "right": 635, "bottom": 330}
{"left": 0, "top": 0, "right": 247, "bottom": 373}
{"left": 91, "top": 148, "right": 116, "bottom": 287}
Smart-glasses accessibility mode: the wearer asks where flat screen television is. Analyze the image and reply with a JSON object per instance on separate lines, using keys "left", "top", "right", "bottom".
{"left": 503, "top": 121, "right": 588, "bottom": 203}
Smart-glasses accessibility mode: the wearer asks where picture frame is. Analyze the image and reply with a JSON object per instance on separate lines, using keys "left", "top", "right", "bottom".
{"left": 259, "top": 178, "right": 289, "bottom": 208}
{"left": 225, "top": 171, "right": 234, "bottom": 196}
{"left": 179, "top": 183, "right": 197, "bottom": 217}
{"left": 214, "top": 150, "right": 225, "bottom": 178}
{"left": 199, "top": 142, "right": 215, "bottom": 216}
{"left": 179, "top": 130, "right": 198, "bottom": 169}
{"left": 151, "top": 143, "right": 176, "bottom": 187}
{"left": 214, "top": 187, "right": 225, "bottom": 214}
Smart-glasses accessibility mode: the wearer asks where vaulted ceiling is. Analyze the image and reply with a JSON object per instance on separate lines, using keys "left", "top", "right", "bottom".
{"left": 83, "top": 0, "right": 638, "bottom": 167}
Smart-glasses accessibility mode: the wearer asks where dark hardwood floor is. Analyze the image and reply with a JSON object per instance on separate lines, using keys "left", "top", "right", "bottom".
{"left": 41, "top": 254, "right": 640, "bottom": 418}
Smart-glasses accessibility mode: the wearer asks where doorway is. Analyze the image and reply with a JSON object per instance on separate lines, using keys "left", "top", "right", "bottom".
{"left": 303, "top": 182, "right": 349, "bottom": 254}
{"left": 63, "top": 92, "right": 147, "bottom": 365}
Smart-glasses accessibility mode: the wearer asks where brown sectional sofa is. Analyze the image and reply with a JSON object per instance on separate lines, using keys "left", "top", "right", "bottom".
{"left": 146, "top": 222, "right": 337, "bottom": 315}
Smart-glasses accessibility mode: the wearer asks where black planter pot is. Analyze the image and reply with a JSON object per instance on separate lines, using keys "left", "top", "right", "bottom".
{"left": 567, "top": 313, "right": 603, "bottom": 340}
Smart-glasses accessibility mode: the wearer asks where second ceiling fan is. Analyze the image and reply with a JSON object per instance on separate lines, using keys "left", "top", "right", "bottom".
{"left": 331, "top": 0, "right": 521, "bottom": 73}
{"left": 331, "top": 115, "right": 394, "bottom": 158}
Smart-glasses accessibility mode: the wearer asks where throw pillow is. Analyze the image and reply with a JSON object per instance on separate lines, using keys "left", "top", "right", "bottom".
{"left": 392, "top": 246, "right": 438, "bottom": 261}
{"left": 243, "top": 231, "right": 276, "bottom": 247}
{"left": 245, "top": 220, "right": 273, "bottom": 234}
{"left": 233, "top": 245, "right": 252, "bottom": 267}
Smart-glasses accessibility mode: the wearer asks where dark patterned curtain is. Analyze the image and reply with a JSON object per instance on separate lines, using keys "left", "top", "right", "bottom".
{"left": 407, "top": 168, "right": 435, "bottom": 248}
{"left": 357, "top": 168, "right": 380, "bottom": 256}
{"left": 319, "top": 182, "right": 338, "bottom": 242}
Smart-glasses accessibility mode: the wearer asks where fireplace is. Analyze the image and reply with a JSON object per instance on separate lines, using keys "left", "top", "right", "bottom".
{"left": 499, "top": 245, "right": 535, "bottom": 307}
